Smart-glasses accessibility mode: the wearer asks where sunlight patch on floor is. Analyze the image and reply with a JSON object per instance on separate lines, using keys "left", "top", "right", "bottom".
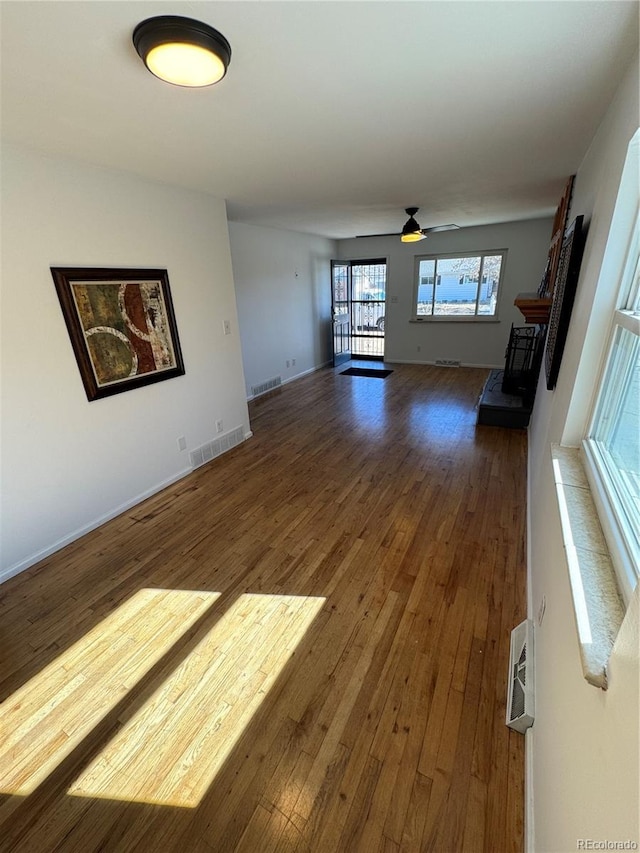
{"left": 67, "top": 593, "right": 325, "bottom": 808}
{"left": 0, "top": 588, "right": 220, "bottom": 796}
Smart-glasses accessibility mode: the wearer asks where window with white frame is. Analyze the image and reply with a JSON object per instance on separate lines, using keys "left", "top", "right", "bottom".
{"left": 583, "top": 151, "right": 639, "bottom": 605}
{"left": 413, "top": 250, "right": 506, "bottom": 319}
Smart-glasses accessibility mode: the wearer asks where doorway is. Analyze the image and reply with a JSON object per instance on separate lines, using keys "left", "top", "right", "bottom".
{"left": 331, "top": 261, "right": 351, "bottom": 366}
{"left": 331, "top": 258, "right": 387, "bottom": 363}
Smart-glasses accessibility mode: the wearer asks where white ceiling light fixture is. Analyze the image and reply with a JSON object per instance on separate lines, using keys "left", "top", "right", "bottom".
{"left": 133, "top": 16, "right": 231, "bottom": 88}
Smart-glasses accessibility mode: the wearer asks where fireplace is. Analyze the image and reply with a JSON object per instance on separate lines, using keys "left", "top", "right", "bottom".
{"left": 502, "top": 325, "right": 546, "bottom": 403}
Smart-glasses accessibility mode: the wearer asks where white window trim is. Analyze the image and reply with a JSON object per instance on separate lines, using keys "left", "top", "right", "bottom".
{"left": 581, "top": 208, "right": 639, "bottom": 607}
{"left": 581, "top": 441, "right": 638, "bottom": 606}
{"left": 550, "top": 130, "right": 639, "bottom": 688}
{"left": 411, "top": 249, "right": 507, "bottom": 321}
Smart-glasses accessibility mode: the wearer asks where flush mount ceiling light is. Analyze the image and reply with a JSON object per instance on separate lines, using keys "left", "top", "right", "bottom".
{"left": 133, "top": 16, "right": 231, "bottom": 88}
{"left": 400, "top": 207, "right": 427, "bottom": 243}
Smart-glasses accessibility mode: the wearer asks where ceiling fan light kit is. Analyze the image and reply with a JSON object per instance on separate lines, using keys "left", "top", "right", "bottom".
{"left": 133, "top": 16, "right": 231, "bottom": 88}
{"left": 400, "top": 207, "right": 427, "bottom": 242}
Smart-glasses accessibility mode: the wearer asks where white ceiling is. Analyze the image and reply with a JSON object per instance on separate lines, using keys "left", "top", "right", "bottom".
{"left": 1, "top": 1, "right": 638, "bottom": 239}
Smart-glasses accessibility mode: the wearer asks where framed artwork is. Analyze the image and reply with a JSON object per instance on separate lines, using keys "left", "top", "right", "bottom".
{"left": 545, "top": 216, "right": 586, "bottom": 390}
{"left": 538, "top": 175, "right": 575, "bottom": 299}
{"left": 51, "top": 267, "right": 185, "bottom": 401}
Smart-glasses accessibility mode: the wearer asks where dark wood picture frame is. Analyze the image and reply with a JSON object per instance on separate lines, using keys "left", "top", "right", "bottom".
{"left": 51, "top": 267, "right": 185, "bottom": 402}
{"left": 538, "top": 175, "right": 575, "bottom": 299}
{"left": 544, "top": 216, "right": 586, "bottom": 390}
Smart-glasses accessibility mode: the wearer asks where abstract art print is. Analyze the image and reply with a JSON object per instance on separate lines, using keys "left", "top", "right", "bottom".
{"left": 51, "top": 267, "right": 185, "bottom": 401}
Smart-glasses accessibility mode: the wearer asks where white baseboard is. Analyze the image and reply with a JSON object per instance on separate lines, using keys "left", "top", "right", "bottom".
{"left": 2, "top": 424, "right": 258, "bottom": 588}
{"left": 525, "top": 439, "right": 535, "bottom": 852}
{"left": 246, "top": 361, "right": 331, "bottom": 401}
{"left": 282, "top": 363, "right": 327, "bottom": 386}
{"left": 385, "top": 358, "right": 503, "bottom": 369}
{"left": 525, "top": 728, "right": 535, "bottom": 852}
{"left": 0, "top": 467, "right": 191, "bottom": 586}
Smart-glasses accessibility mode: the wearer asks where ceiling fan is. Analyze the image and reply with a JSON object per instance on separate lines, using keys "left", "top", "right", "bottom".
{"left": 357, "top": 208, "right": 460, "bottom": 241}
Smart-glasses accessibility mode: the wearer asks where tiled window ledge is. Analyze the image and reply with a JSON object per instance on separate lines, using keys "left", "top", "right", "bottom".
{"left": 550, "top": 444, "right": 625, "bottom": 690}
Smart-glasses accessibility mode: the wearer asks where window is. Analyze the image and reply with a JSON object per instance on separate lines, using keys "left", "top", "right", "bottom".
{"left": 583, "top": 212, "right": 639, "bottom": 605}
{"left": 413, "top": 250, "right": 506, "bottom": 319}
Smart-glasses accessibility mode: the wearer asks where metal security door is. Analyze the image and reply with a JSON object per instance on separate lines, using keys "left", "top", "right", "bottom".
{"left": 331, "top": 261, "right": 351, "bottom": 366}
{"left": 350, "top": 259, "right": 386, "bottom": 358}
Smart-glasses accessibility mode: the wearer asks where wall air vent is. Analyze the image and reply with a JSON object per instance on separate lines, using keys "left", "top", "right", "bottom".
{"left": 190, "top": 426, "right": 244, "bottom": 470}
{"left": 251, "top": 376, "right": 282, "bottom": 398}
{"left": 435, "top": 359, "right": 461, "bottom": 367}
{"left": 506, "top": 618, "right": 535, "bottom": 733}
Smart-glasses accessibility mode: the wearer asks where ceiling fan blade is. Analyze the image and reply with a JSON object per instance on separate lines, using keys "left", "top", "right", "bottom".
{"left": 421, "top": 224, "right": 460, "bottom": 233}
{"left": 356, "top": 223, "right": 460, "bottom": 239}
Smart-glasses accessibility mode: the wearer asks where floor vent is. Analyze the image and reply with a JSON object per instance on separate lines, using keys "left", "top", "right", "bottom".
{"left": 251, "top": 376, "right": 282, "bottom": 397}
{"left": 190, "top": 426, "right": 244, "bottom": 470}
{"left": 435, "top": 359, "right": 461, "bottom": 367}
{"left": 506, "top": 618, "right": 535, "bottom": 733}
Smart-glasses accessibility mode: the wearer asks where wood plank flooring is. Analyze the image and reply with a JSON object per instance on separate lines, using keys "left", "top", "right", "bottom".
{"left": 0, "top": 363, "right": 527, "bottom": 852}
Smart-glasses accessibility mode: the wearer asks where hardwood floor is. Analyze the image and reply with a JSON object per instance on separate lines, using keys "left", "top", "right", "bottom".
{"left": 0, "top": 363, "right": 527, "bottom": 852}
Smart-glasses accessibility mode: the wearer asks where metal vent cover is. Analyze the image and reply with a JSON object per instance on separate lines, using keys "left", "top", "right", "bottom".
{"left": 506, "top": 619, "right": 534, "bottom": 733}
{"left": 251, "top": 376, "right": 282, "bottom": 398}
{"left": 190, "top": 426, "right": 244, "bottom": 470}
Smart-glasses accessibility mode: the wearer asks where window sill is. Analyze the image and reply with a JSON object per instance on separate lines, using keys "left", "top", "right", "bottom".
{"left": 551, "top": 444, "right": 626, "bottom": 689}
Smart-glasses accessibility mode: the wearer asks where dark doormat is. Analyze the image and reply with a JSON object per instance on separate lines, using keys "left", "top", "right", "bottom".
{"left": 340, "top": 367, "right": 393, "bottom": 378}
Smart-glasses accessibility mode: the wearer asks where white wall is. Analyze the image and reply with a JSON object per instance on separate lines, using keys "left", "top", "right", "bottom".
{"left": 337, "top": 218, "right": 552, "bottom": 367}
{"left": 228, "top": 221, "right": 335, "bottom": 396}
{"left": 1, "top": 145, "right": 250, "bottom": 581}
{"left": 527, "top": 54, "right": 639, "bottom": 852}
